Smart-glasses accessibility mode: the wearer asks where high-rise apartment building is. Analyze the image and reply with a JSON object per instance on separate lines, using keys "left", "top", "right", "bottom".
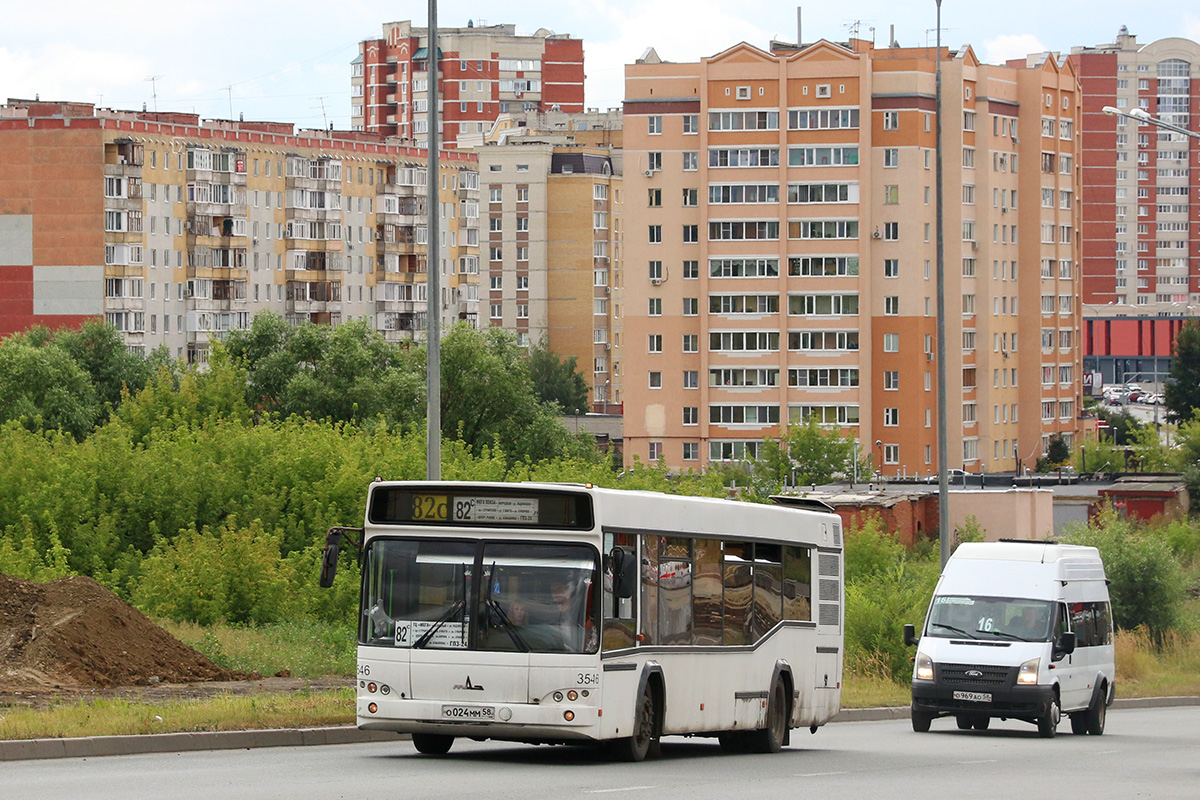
{"left": 353, "top": 21, "right": 585, "bottom": 149}
{"left": 622, "top": 38, "right": 1082, "bottom": 474}
{"left": 0, "top": 99, "right": 480, "bottom": 359}
{"left": 474, "top": 137, "right": 624, "bottom": 413}
{"left": 1070, "top": 28, "right": 1200, "bottom": 385}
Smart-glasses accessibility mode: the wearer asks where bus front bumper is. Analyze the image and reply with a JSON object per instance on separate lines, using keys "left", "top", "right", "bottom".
{"left": 357, "top": 696, "right": 601, "bottom": 742}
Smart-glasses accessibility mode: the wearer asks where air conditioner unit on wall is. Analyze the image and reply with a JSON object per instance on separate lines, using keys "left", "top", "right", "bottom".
{"left": 650, "top": 278, "right": 663, "bottom": 286}
{"left": 644, "top": 169, "right": 654, "bottom": 178}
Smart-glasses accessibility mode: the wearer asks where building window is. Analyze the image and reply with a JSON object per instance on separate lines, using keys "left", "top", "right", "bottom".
{"left": 884, "top": 408, "right": 899, "bottom": 426}
{"left": 648, "top": 115, "right": 663, "bottom": 135}
{"left": 683, "top": 407, "right": 699, "bottom": 425}
{"left": 649, "top": 225, "right": 662, "bottom": 244}
{"left": 883, "top": 333, "right": 899, "bottom": 352}
{"left": 883, "top": 444, "right": 899, "bottom": 465}
{"left": 683, "top": 334, "right": 699, "bottom": 352}
{"left": 884, "top": 296, "right": 899, "bottom": 315}
{"left": 682, "top": 442, "right": 699, "bottom": 460}
{"left": 648, "top": 298, "right": 662, "bottom": 316}
{"left": 648, "top": 334, "right": 663, "bottom": 352}
{"left": 682, "top": 152, "right": 699, "bottom": 171}
{"left": 884, "top": 370, "right": 899, "bottom": 390}
{"left": 683, "top": 298, "right": 698, "bottom": 316}
{"left": 683, "top": 370, "right": 699, "bottom": 388}
{"left": 649, "top": 442, "right": 663, "bottom": 461}
{"left": 883, "top": 148, "right": 899, "bottom": 167}
{"left": 649, "top": 372, "right": 662, "bottom": 389}
{"left": 683, "top": 224, "right": 699, "bottom": 243}
{"left": 884, "top": 259, "right": 899, "bottom": 278}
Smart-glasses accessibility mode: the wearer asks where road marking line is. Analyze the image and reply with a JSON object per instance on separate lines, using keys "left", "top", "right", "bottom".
{"left": 795, "top": 772, "right": 848, "bottom": 777}
{"left": 587, "top": 787, "right": 656, "bottom": 794}
{"left": 958, "top": 760, "right": 998, "bottom": 764}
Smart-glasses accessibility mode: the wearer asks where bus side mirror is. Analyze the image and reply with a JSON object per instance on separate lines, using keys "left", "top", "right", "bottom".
{"left": 904, "top": 623, "right": 920, "bottom": 647}
{"left": 1055, "top": 631, "right": 1076, "bottom": 658}
{"left": 319, "top": 530, "right": 344, "bottom": 589}
{"left": 611, "top": 546, "right": 636, "bottom": 599}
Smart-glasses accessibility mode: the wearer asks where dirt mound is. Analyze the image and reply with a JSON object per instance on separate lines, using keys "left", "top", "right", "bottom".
{"left": 0, "top": 573, "right": 241, "bottom": 693}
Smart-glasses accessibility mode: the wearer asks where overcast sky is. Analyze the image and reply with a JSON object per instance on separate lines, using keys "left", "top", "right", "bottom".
{"left": 2, "top": 2, "right": 1197, "bottom": 130}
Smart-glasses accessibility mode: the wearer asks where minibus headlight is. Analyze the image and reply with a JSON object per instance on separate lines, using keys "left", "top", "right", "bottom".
{"left": 1017, "top": 657, "right": 1040, "bottom": 685}
{"left": 915, "top": 651, "right": 934, "bottom": 681}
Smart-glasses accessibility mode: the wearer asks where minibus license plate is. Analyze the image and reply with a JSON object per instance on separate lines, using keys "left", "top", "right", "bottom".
{"left": 442, "top": 705, "right": 495, "bottom": 720}
{"left": 953, "top": 691, "right": 991, "bottom": 703}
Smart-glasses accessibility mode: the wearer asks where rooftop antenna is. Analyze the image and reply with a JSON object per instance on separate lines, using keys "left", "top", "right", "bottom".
{"left": 316, "top": 96, "right": 329, "bottom": 129}
{"left": 844, "top": 19, "right": 861, "bottom": 40}
{"left": 224, "top": 85, "right": 234, "bottom": 119}
{"left": 145, "top": 75, "right": 163, "bottom": 112}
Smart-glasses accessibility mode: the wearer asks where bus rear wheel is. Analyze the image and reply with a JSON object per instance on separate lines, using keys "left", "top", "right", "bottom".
{"left": 610, "top": 683, "right": 657, "bottom": 762}
{"left": 747, "top": 680, "right": 788, "bottom": 754}
{"left": 411, "top": 733, "right": 454, "bottom": 755}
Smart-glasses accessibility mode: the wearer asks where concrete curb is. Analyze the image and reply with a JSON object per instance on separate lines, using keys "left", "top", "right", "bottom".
{"left": 832, "top": 695, "right": 1200, "bottom": 723}
{"left": 2, "top": 697, "right": 1197, "bottom": 761}
{"left": 0, "top": 726, "right": 400, "bottom": 762}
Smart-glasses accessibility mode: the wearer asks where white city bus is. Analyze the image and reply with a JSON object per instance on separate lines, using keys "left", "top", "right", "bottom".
{"left": 319, "top": 481, "right": 844, "bottom": 760}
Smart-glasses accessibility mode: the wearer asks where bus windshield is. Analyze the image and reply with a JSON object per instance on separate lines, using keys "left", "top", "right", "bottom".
{"left": 925, "top": 595, "right": 1056, "bottom": 642}
{"left": 361, "top": 538, "right": 598, "bottom": 654}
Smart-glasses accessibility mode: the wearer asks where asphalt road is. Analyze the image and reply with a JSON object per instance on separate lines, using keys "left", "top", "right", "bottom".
{"left": 3, "top": 706, "right": 1197, "bottom": 800}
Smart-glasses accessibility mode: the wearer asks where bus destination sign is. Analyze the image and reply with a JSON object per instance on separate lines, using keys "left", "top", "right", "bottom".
{"left": 369, "top": 486, "right": 594, "bottom": 530}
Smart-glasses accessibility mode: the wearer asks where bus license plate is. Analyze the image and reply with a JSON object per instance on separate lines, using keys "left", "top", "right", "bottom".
{"left": 441, "top": 705, "right": 495, "bottom": 721}
{"left": 953, "top": 691, "right": 991, "bottom": 703}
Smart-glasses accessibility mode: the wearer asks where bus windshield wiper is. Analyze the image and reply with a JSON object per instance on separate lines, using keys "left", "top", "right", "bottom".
{"left": 413, "top": 566, "right": 468, "bottom": 649}
{"left": 931, "top": 622, "right": 976, "bottom": 639}
{"left": 989, "top": 629, "right": 1033, "bottom": 642}
{"left": 412, "top": 599, "right": 464, "bottom": 649}
{"left": 485, "top": 596, "right": 530, "bottom": 652}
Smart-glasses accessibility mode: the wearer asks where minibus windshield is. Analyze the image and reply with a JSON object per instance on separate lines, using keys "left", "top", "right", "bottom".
{"left": 926, "top": 595, "right": 1056, "bottom": 642}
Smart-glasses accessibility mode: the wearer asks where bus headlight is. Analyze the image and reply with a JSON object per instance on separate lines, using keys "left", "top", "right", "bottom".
{"left": 1017, "top": 657, "right": 1040, "bottom": 685}
{"left": 915, "top": 651, "right": 934, "bottom": 681}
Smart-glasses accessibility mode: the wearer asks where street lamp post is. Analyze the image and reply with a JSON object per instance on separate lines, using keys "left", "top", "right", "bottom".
{"left": 934, "top": 0, "right": 950, "bottom": 568}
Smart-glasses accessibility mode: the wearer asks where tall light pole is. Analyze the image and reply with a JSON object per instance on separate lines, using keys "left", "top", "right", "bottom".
{"left": 425, "top": 0, "right": 442, "bottom": 480}
{"left": 934, "top": 0, "right": 950, "bottom": 568}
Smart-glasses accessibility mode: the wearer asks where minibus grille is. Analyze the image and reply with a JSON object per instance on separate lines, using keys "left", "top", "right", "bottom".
{"left": 938, "top": 663, "right": 1013, "bottom": 687}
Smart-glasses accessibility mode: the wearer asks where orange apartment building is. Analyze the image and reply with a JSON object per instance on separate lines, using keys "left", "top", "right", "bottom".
{"left": 0, "top": 99, "right": 481, "bottom": 361}
{"left": 353, "top": 21, "right": 585, "bottom": 149}
{"left": 622, "top": 38, "right": 1082, "bottom": 474}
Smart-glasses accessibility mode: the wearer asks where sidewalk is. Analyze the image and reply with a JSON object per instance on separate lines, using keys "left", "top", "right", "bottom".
{"left": 3, "top": 696, "right": 1197, "bottom": 761}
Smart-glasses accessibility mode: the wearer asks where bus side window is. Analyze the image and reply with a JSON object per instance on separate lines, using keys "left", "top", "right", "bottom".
{"left": 601, "top": 531, "right": 636, "bottom": 651}
{"left": 723, "top": 541, "right": 753, "bottom": 646}
{"left": 641, "top": 535, "right": 661, "bottom": 645}
{"left": 658, "top": 537, "right": 693, "bottom": 646}
{"left": 783, "top": 545, "right": 812, "bottom": 622}
{"left": 692, "top": 538, "right": 723, "bottom": 645}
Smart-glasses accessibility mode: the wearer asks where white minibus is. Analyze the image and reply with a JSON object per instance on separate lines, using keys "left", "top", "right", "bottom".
{"left": 903, "top": 541, "right": 1115, "bottom": 737}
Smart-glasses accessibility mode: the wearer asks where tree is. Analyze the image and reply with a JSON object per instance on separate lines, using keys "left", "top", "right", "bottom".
{"left": 1094, "top": 407, "right": 1142, "bottom": 446}
{"left": 1165, "top": 321, "right": 1200, "bottom": 423}
{"left": 50, "top": 320, "right": 156, "bottom": 418}
{"left": 0, "top": 337, "right": 99, "bottom": 439}
{"left": 783, "top": 415, "right": 860, "bottom": 486}
{"left": 528, "top": 339, "right": 589, "bottom": 413}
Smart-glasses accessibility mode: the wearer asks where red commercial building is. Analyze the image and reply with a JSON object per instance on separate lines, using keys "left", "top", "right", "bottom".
{"left": 1070, "top": 28, "right": 1200, "bottom": 387}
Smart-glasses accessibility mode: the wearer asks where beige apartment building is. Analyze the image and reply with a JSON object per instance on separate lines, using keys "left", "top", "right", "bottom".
{"left": 0, "top": 99, "right": 481, "bottom": 360}
{"left": 474, "top": 137, "right": 624, "bottom": 412}
{"left": 622, "top": 38, "right": 1082, "bottom": 474}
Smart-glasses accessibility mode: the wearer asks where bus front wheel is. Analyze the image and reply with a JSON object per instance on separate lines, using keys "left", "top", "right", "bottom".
{"left": 610, "top": 683, "right": 657, "bottom": 761}
{"left": 411, "top": 733, "right": 454, "bottom": 755}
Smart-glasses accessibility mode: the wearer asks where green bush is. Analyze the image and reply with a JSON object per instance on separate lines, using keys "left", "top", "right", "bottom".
{"left": 844, "top": 560, "right": 940, "bottom": 681}
{"left": 1064, "top": 509, "right": 1186, "bottom": 644}
{"left": 844, "top": 513, "right": 906, "bottom": 582}
{"left": 133, "top": 519, "right": 297, "bottom": 626}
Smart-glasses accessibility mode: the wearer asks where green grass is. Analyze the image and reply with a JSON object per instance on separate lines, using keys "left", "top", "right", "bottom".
{"left": 157, "top": 618, "right": 357, "bottom": 678}
{"left": 0, "top": 690, "right": 354, "bottom": 740}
